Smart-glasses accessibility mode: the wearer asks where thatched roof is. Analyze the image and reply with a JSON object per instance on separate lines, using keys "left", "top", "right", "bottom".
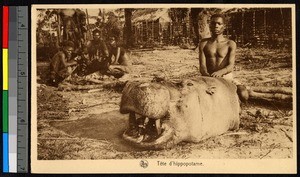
{"left": 132, "top": 8, "right": 171, "bottom": 23}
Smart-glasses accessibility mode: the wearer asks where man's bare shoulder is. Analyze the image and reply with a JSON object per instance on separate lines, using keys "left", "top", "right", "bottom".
{"left": 199, "top": 38, "right": 211, "bottom": 48}
{"left": 200, "top": 38, "right": 211, "bottom": 43}
{"left": 227, "top": 39, "right": 237, "bottom": 48}
{"left": 52, "top": 51, "right": 64, "bottom": 58}
{"left": 58, "top": 51, "right": 66, "bottom": 57}
{"left": 50, "top": 51, "right": 65, "bottom": 63}
{"left": 56, "top": 51, "right": 67, "bottom": 62}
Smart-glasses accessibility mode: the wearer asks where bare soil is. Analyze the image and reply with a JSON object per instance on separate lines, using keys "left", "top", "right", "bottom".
{"left": 36, "top": 46, "right": 293, "bottom": 160}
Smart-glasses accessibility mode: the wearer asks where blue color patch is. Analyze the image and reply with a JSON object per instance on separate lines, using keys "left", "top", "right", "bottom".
{"left": 3, "top": 133, "right": 9, "bottom": 172}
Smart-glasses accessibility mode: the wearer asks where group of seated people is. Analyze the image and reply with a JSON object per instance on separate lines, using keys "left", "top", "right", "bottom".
{"left": 49, "top": 29, "right": 131, "bottom": 86}
{"left": 49, "top": 13, "right": 248, "bottom": 103}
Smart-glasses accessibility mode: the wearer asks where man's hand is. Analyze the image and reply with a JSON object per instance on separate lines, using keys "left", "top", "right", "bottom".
{"left": 69, "top": 60, "right": 78, "bottom": 66}
{"left": 109, "top": 65, "right": 122, "bottom": 71}
{"left": 211, "top": 71, "right": 223, "bottom": 77}
{"left": 201, "top": 72, "right": 210, "bottom": 77}
{"left": 74, "top": 56, "right": 81, "bottom": 61}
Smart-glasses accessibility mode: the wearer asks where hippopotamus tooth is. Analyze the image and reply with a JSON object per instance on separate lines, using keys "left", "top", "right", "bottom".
{"left": 120, "top": 76, "right": 240, "bottom": 149}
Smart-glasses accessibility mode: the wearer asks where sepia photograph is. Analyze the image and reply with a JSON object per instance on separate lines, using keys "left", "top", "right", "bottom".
{"left": 31, "top": 4, "right": 296, "bottom": 173}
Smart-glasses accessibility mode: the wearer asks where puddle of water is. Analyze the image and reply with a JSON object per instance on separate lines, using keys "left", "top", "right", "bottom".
{"left": 50, "top": 110, "right": 142, "bottom": 152}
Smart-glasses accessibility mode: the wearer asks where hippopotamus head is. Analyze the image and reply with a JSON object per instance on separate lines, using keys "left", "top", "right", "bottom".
{"left": 120, "top": 77, "right": 240, "bottom": 149}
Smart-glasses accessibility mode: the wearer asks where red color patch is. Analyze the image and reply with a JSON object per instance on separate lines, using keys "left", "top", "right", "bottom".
{"left": 3, "top": 6, "right": 9, "bottom": 48}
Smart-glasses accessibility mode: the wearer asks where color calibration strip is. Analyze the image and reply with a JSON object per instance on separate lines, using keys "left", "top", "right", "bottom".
{"left": 3, "top": 6, "right": 9, "bottom": 173}
{"left": 2, "top": 6, "right": 28, "bottom": 173}
{"left": 9, "top": 6, "right": 18, "bottom": 173}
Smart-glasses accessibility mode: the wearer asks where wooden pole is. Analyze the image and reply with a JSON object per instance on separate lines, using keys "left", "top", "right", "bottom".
{"left": 152, "top": 21, "right": 154, "bottom": 40}
{"left": 141, "top": 22, "right": 144, "bottom": 43}
{"left": 251, "top": 86, "right": 292, "bottom": 95}
{"left": 249, "top": 90, "right": 292, "bottom": 102}
{"left": 146, "top": 21, "right": 148, "bottom": 40}
{"left": 102, "top": 9, "right": 105, "bottom": 23}
{"left": 135, "top": 24, "right": 137, "bottom": 44}
{"left": 170, "top": 22, "right": 173, "bottom": 42}
{"left": 159, "top": 21, "right": 162, "bottom": 44}
{"left": 241, "top": 11, "right": 244, "bottom": 44}
{"left": 253, "top": 10, "right": 256, "bottom": 36}
{"left": 280, "top": 8, "right": 284, "bottom": 35}
{"left": 85, "top": 9, "right": 92, "bottom": 40}
{"left": 57, "top": 12, "right": 62, "bottom": 44}
{"left": 187, "top": 9, "right": 190, "bottom": 39}
{"left": 264, "top": 10, "right": 267, "bottom": 35}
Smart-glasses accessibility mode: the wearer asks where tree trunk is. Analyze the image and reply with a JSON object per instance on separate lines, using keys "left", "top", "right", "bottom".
{"left": 56, "top": 13, "right": 62, "bottom": 46}
{"left": 199, "top": 11, "right": 210, "bottom": 40}
{"left": 124, "top": 9, "right": 134, "bottom": 48}
{"left": 190, "top": 8, "right": 203, "bottom": 46}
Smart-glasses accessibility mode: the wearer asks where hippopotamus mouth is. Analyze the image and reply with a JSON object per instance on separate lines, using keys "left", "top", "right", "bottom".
{"left": 122, "top": 112, "right": 174, "bottom": 149}
{"left": 120, "top": 82, "right": 176, "bottom": 149}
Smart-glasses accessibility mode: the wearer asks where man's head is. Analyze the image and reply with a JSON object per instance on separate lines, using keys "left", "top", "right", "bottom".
{"left": 108, "top": 36, "right": 117, "bottom": 47}
{"left": 209, "top": 13, "right": 227, "bottom": 36}
{"left": 92, "top": 29, "right": 101, "bottom": 41}
{"left": 63, "top": 41, "right": 75, "bottom": 59}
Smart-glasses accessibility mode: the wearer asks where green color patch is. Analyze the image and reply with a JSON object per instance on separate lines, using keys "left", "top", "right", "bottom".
{"left": 3, "top": 91, "right": 8, "bottom": 132}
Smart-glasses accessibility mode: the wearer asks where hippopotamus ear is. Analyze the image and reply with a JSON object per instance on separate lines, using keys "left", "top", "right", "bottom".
{"left": 206, "top": 86, "right": 216, "bottom": 95}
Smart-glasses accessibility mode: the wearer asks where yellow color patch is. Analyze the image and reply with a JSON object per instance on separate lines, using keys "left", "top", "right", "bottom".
{"left": 3, "top": 49, "right": 8, "bottom": 90}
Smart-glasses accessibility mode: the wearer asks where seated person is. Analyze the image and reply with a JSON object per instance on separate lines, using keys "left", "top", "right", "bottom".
{"left": 106, "top": 36, "right": 132, "bottom": 78}
{"left": 49, "top": 41, "right": 77, "bottom": 86}
{"left": 85, "top": 29, "right": 110, "bottom": 75}
{"left": 199, "top": 14, "right": 248, "bottom": 102}
{"left": 87, "top": 29, "right": 109, "bottom": 60}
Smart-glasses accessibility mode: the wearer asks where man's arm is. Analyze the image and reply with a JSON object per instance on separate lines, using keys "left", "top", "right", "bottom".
{"left": 199, "top": 40, "right": 210, "bottom": 76}
{"left": 115, "top": 47, "right": 121, "bottom": 62}
{"left": 109, "top": 53, "right": 132, "bottom": 73}
{"left": 60, "top": 53, "right": 77, "bottom": 68}
{"left": 211, "top": 40, "right": 236, "bottom": 77}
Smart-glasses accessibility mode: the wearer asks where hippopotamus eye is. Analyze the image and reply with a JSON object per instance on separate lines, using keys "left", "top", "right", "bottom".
{"left": 187, "top": 82, "right": 193, "bottom": 86}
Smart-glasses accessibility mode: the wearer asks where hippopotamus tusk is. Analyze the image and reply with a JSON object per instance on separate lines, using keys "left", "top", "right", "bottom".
{"left": 155, "top": 119, "right": 162, "bottom": 135}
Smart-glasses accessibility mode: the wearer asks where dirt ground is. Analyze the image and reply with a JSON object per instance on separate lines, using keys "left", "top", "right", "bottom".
{"left": 36, "top": 46, "right": 294, "bottom": 160}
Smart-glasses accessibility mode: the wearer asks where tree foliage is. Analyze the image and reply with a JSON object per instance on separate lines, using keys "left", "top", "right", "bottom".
{"left": 37, "top": 9, "right": 58, "bottom": 31}
{"left": 168, "top": 8, "right": 189, "bottom": 23}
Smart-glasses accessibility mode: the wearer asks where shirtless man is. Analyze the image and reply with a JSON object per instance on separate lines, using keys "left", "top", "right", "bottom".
{"left": 85, "top": 29, "right": 110, "bottom": 75}
{"left": 87, "top": 29, "right": 109, "bottom": 60}
{"left": 199, "top": 14, "right": 248, "bottom": 102}
{"left": 49, "top": 41, "right": 77, "bottom": 86}
{"left": 106, "top": 36, "right": 132, "bottom": 78}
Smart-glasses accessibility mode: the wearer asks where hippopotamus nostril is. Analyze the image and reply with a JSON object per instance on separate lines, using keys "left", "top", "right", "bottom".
{"left": 187, "top": 82, "right": 193, "bottom": 86}
{"left": 175, "top": 82, "right": 183, "bottom": 88}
